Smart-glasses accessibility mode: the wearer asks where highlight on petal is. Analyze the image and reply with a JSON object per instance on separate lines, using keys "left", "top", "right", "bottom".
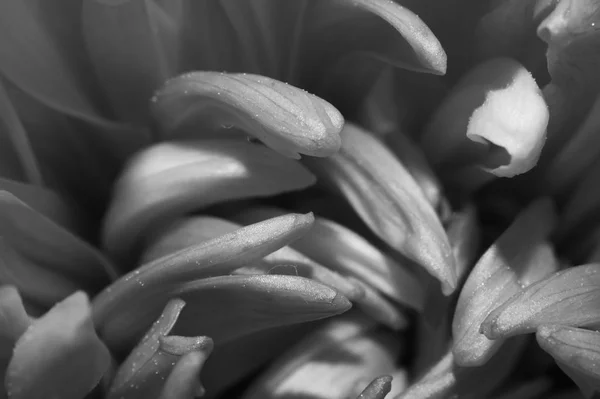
{"left": 82, "top": 0, "right": 183, "bottom": 124}
{"left": 356, "top": 375, "right": 393, "bottom": 399}
{"left": 420, "top": 57, "right": 548, "bottom": 178}
{"left": 482, "top": 264, "right": 600, "bottom": 339}
{"left": 452, "top": 198, "right": 558, "bottom": 366}
{"left": 5, "top": 292, "right": 110, "bottom": 399}
{"left": 302, "top": 0, "right": 447, "bottom": 75}
{"left": 233, "top": 206, "right": 425, "bottom": 311}
{"left": 151, "top": 72, "right": 343, "bottom": 158}
{"left": 108, "top": 299, "right": 213, "bottom": 399}
{"left": 242, "top": 314, "right": 399, "bottom": 399}
{"left": 102, "top": 140, "right": 316, "bottom": 263}
{"left": 537, "top": 325, "right": 600, "bottom": 398}
{"left": 304, "top": 123, "right": 456, "bottom": 294}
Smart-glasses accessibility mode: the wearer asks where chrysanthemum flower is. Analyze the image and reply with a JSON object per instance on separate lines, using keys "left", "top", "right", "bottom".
{"left": 1, "top": 0, "right": 599, "bottom": 398}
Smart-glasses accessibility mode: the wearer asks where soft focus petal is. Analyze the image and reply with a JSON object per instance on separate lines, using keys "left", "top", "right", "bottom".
{"left": 420, "top": 58, "right": 549, "bottom": 181}
{"left": 102, "top": 140, "right": 316, "bottom": 263}
{"left": 5, "top": 292, "right": 110, "bottom": 399}
{"left": 304, "top": 123, "right": 456, "bottom": 294}
{"left": 242, "top": 314, "right": 399, "bottom": 399}
{"left": 537, "top": 325, "right": 600, "bottom": 398}
{"left": 151, "top": 72, "right": 343, "bottom": 158}
{"left": 482, "top": 264, "right": 600, "bottom": 339}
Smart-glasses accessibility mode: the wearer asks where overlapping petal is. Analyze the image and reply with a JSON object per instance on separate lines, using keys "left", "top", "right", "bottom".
{"left": 151, "top": 72, "right": 343, "bottom": 158}
{"left": 304, "top": 123, "right": 456, "bottom": 294}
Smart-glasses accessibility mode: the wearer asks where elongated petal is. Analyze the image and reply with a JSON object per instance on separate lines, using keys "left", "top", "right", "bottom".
{"left": 5, "top": 292, "right": 110, "bottom": 399}
{"left": 453, "top": 198, "right": 557, "bottom": 366}
{"left": 304, "top": 123, "right": 456, "bottom": 293}
{"left": 356, "top": 375, "right": 393, "bottom": 399}
{"left": 102, "top": 140, "right": 316, "bottom": 263}
{"left": 0, "top": 286, "right": 32, "bottom": 341}
{"left": 420, "top": 58, "right": 548, "bottom": 178}
{"left": 302, "top": 0, "right": 446, "bottom": 76}
{"left": 108, "top": 299, "right": 212, "bottom": 399}
{"left": 234, "top": 206, "right": 424, "bottom": 310}
{"left": 0, "top": 0, "right": 104, "bottom": 122}
{"left": 537, "top": 325, "right": 600, "bottom": 398}
{"left": 243, "top": 314, "right": 399, "bottom": 399}
{"left": 151, "top": 72, "right": 343, "bottom": 158}
{"left": 83, "top": 0, "right": 182, "bottom": 124}
{"left": 0, "top": 191, "right": 118, "bottom": 284}
{"left": 158, "top": 350, "right": 212, "bottom": 399}
{"left": 482, "top": 264, "right": 600, "bottom": 339}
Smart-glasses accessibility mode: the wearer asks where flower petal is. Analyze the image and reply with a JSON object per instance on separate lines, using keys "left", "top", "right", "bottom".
{"left": 356, "top": 375, "right": 393, "bottom": 399}
{"left": 482, "top": 264, "right": 600, "bottom": 339}
{"left": 242, "top": 314, "right": 399, "bottom": 399}
{"left": 304, "top": 123, "right": 456, "bottom": 294}
{"left": 537, "top": 325, "right": 600, "bottom": 398}
{"left": 82, "top": 0, "right": 183, "bottom": 124}
{"left": 0, "top": 0, "right": 104, "bottom": 122}
{"left": 102, "top": 140, "right": 316, "bottom": 263}
{"left": 452, "top": 198, "right": 558, "bottom": 366}
{"left": 234, "top": 206, "right": 424, "bottom": 311}
{"left": 158, "top": 350, "right": 212, "bottom": 399}
{"left": 108, "top": 298, "right": 213, "bottom": 399}
{"left": 5, "top": 292, "right": 110, "bottom": 399}
{"left": 0, "top": 286, "right": 32, "bottom": 341}
{"left": 301, "top": 0, "right": 447, "bottom": 76}
{"left": 0, "top": 191, "right": 118, "bottom": 285}
{"left": 151, "top": 72, "right": 343, "bottom": 158}
{"left": 420, "top": 57, "right": 548, "bottom": 178}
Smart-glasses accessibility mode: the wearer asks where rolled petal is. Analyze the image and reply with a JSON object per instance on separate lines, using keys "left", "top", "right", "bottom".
{"left": 420, "top": 57, "right": 548, "bottom": 178}
{"left": 356, "top": 375, "right": 393, "bottom": 399}
{"left": 452, "top": 198, "right": 558, "bottom": 366}
{"left": 0, "top": 191, "right": 118, "bottom": 285}
{"left": 151, "top": 72, "right": 343, "bottom": 158}
{"left": 102, "top": 140, "right": 316, "bottom": 263}
{"left": 108, "top": 299, "right": 213, "bottom": 399}
{"left": 304, "top": 123, "right": 456, "bottom": 294}
{"left": 301, "top": 0, "right": 447, "bottom": 76}
{"left": 82, "top": 0, "right": 184, "bottom": 124}
{"left": 242, "top": 314, "right": 400, "bottom": 399}
{"left": 234, "top": 206, "right": 425, "bottom": 311}
{"left": 482, "top": 264, "right": 600, "bottom": 339}
{"left": 95, "top": 212, "right": 313, "bottom": 322}
{"left": 5, "top": 292, "right": 110, "bottom": 399}
{"left": 537, "top": 325, "right": 600, "bottom": 398}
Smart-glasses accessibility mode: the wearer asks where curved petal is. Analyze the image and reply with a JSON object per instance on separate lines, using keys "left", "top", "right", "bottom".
{"left": 151, "top": 72, "right": 343, "bottom": 158}
{"left": 356, "top": 375, "right": 393, "bottom": 399}
{"left": 482, "top": 264, "right": 600, "bottom": 339}
{"left": 102, "top": 140, "right": 316, "bottom": 263}
{"left": 304, "top": 123, "right": 456, "bottom": 294}
{"left": 233, "top": 206, "right": 425, "bottom": 311}
{"left": 158, "top": 350, "right": 212, "bottom": 399}
{"left": 82, "top": 0, "right": 183, "bottom": 124}
{"left": 452, "top": 198, "right": 558, "bottom": 366}
{"left": 0, "top": 191, "right": 118, "bottom": 284}
{"left": 0, "top": 286, "right": 32, "bottom": 341}
{"left": 300, "top": 0, "right": 446, "bottom": 76}
{"left": 5, "top": 292, "right": 110, "bottom": 399}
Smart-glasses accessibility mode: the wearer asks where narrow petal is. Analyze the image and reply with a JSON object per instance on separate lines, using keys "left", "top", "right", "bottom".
{"left": 108, "top": 299, "right": 213, "bottom": 399}
{"left": 356, "top": 375, "right": 393, "bottom": 399}
{"left": 102, "top": 140, "right": 316, "bottom": 263}
{"left": 242, "top": 314, "right": 399, "bottom": 399}
{"left": 82, "top": 0, "right": 183, "bottom": 124}
{"left": 234, "top": 206, "right": 425, "bottom": 310}
{"left": 5, "top": 292, "right": 110, "bottom": 399}
{"left": 420, "top": 57, "right": 548, "bottom": 178}
{"left": 0, "top": 191, "right": 118, "bottom": 285}
{"left": 452, "top": 198, "right": 557, "bottom": 366}
{"left": 482, "top": 264, "right": 600, "bottom": 339}
{"left": 158, "top": 350, "right": 212, "bottom": 399}
{"left": 151, "top": 72, "right": 343, "bottom": 158}
{"left": 304, "top": 123, "right": 456, "bottom": 294}
{"left": 302, "top": 0, "right": 447, "bottom": 75}
{"left": 537, "top": 325, "right": 600, "bottom": 398}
